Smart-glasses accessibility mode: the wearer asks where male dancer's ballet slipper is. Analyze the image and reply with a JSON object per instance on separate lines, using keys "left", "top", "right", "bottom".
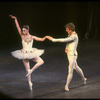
{"left": 83, "top": 78, "right": 87, "bottom": 85}
{"left": 65, "top": 85, "right": 69, "bottom": 92}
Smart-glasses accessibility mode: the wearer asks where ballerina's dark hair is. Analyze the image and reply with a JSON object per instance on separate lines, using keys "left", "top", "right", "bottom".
{"left": 23, "top": 25, "right": 29, "bottom": 30}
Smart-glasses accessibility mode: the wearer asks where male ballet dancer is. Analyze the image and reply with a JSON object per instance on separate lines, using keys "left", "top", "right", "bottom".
{"left": 46, "top": 22, "right": 87, "bottom": 91}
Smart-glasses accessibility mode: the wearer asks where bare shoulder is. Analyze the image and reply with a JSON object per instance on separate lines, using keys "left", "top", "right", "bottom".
{"left": 31, "top": 35, "right": 36, "bottom": 39}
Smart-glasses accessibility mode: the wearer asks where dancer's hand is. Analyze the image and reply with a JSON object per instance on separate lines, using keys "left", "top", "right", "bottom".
{"left": 42, "top": 36, "right": 47, "bottom": 41}
{"left": 9, "top": 15, "right": 16, "bottom": 19}
{"left": 46, "top": 36, "right": 53, "bottom": 41}
{"left": 65, "top": 49, "right": 68, "bottom": 53}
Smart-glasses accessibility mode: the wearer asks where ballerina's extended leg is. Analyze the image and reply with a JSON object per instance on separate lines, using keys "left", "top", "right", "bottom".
{"left": 26, "top": 57, "right": 44, "bottom": 77}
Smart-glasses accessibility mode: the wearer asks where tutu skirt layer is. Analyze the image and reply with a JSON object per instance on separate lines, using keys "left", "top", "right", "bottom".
{"left": 11, "top": 48, "right": 44, "bottom": 59}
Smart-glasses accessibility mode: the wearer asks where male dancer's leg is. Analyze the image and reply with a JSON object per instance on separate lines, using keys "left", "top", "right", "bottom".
{"left": 74, "top": 56, "right": 87, "bottom": 84}
{"left": 65, "top": 55, "right": 76, "bottom": 91}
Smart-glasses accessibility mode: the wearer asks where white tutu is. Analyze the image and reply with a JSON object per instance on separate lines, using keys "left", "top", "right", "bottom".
{"left": 11, "top": 48, "right": 44, "bottom": 59}
{"left": 11, "top": 36, "right": 44, "bottom": 59}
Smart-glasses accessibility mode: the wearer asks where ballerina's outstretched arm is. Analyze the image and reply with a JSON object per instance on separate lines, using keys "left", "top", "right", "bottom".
{"left": 9, "top": 15, "right": 22, "bottom": 36}
{"left": 32, "top": 35, "right": 47, "bottom": 41}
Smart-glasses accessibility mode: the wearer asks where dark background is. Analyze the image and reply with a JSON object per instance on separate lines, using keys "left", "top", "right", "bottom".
{"left": 0, "top": 1, "right": 100, "bottom": 49}
{"left": 0, "top": 1, "right": 100, "bottom": 98}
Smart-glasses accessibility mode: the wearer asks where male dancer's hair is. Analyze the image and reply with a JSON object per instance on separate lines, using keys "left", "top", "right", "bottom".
{"left": 64, "top": 23, "right": 75, "bottom": 31}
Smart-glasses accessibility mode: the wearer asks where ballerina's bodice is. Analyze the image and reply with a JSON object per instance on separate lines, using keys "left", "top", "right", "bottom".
{"left": 11, "top": 35, "right": 44, "bottom": 59}
{"left": 22, "top": 36, "right": 33, "bottom": 51}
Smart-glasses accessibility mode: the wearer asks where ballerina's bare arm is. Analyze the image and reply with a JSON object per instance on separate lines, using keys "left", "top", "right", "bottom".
{"left": 9, "top": 15, "right": 22, "bottom": 36}
{"left": 32, "top": 35, "right": 46, "bottom": 41}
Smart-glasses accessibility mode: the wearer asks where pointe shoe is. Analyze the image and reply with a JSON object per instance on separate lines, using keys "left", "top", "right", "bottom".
{"left": 26, "top": 69, "right": 33, "bottom": 77}
{"left": 65, "top": 85, "right": 69, "bottom": 92}
{"left": 29, "top": 82, "right": 33, "bottom": 91}
{"left": 83, "top": 78, "right": 87, "bottom": 85}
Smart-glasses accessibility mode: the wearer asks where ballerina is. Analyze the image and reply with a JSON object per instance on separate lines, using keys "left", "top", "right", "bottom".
{"left": 9, "top": 15, "right": 46, "bottom": 91}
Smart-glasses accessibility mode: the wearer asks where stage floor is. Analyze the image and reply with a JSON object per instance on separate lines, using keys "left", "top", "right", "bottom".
{"left": 0, "top": 40, "right": 100, "bottom": 99}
